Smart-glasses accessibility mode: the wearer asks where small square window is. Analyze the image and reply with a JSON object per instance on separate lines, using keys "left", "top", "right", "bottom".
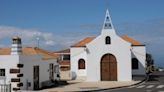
{"left": 0, "top": 69, "right": 5, "bottom": 76}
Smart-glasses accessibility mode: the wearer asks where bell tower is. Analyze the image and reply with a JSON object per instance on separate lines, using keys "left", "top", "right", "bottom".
{"left": 101, "top": 9, "right": 116, "bottom": 34}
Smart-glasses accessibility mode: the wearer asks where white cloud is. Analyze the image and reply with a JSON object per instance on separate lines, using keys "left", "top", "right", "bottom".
{"left": 45, "top": 40, "right": 55, "bottom": 46}
{"left": 0, "top": 25, "right": 91, "bottom": 50}
{"left": 0, "top": 26, "right": 39, "bottom": 39}
{"left": 0, "top": 26, "right": 56, "bottom": 48}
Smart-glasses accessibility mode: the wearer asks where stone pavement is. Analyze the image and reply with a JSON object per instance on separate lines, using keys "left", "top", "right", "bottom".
{"left": 21, "top": 75, "right": 146, "bottom": 92}
{"left": 38, "top": 80, "right": 141, "bottom": 92}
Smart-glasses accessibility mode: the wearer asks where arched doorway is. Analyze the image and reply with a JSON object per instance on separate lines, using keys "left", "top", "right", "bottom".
{"left": 101, "top": 54, "right": 117, "bottom": 81}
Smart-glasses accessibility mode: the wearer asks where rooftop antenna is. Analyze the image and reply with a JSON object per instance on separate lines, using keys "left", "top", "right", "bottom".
{"left": 36, "top": 37, "right": 40, "bottom": 48}
{"left": 35, "top": 32, "right": 41, "bottom": 48}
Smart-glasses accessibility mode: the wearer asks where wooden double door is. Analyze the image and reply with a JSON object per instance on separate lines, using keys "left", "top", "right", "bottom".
{"left": 101, "top": 54, "right": 117, "bottom": 81}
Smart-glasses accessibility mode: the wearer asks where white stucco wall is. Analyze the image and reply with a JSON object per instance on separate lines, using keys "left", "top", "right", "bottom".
{"left": 0, "top": 55, "right": 19, "bottom": 91}
{"left": 131, "top": 46, "right": 146, "bottom": 75}
{"left": 19, "top": 55, "right": 59, "bottom": 90}
{"left": 0, "top": 54, "right": 59, "bottom": 91}
{"left": 86, "top": 30, "right": 132, "bottom": 81}
{"left": 70, "top": 29, "right": 133, "bottom": 81}
{"left": 70, "top": 47, "right": 87, "bottom": 79}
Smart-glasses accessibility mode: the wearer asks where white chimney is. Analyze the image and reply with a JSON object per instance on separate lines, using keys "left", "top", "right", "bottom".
{"left": 11, "top": 37, "right": 22, "bottom": 55}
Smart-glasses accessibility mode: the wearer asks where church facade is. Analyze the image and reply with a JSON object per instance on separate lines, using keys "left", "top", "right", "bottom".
{"left": 70, "top": 10, "right": 146, "bottom": 81}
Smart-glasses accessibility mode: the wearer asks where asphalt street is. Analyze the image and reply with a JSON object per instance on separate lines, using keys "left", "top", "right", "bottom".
{"left": 100, "top": 71, "right": 164, "bottom": 92}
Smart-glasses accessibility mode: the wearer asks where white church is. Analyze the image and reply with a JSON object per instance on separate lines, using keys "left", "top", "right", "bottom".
{"left": 70, "top": 9, "right": 146, "bottom": 81}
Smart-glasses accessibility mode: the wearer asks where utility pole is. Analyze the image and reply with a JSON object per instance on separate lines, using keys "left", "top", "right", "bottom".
{"left": 36, "top": 37, "right": 40, "bottom": 48}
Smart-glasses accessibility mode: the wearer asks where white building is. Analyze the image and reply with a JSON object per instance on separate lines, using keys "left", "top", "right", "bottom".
{"left": 54, "top": 49, "right": 71, "bottom": 80}
{"left": 54, "top": 49, "right": 70, "bottom": 71}
{"left": 0, "top": 37, "right": 60, "bottom": 91}
{"left": 70, "top": 9, "right": 146, "bottom": 81}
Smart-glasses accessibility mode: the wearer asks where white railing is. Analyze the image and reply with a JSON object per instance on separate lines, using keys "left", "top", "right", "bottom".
{"left": 0, "top": 84, "right": 11, "bottom": 92}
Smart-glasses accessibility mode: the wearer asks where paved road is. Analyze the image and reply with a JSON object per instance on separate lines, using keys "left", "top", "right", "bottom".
{"left": 100, "top": 71, "right": 164, "bottom": 92}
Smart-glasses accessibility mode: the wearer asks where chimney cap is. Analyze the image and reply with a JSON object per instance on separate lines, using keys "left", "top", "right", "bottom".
{"left": 12, "top": 36, "right": 21, "bottom": 40}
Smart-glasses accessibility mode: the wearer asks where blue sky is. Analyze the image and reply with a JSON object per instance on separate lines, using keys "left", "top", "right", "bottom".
{"left": 0, "top": 0, "right": 164, "bottom": 67}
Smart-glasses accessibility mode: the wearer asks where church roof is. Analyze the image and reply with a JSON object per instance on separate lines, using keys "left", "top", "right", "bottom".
{"left": 121, "top": 35, "right": 144, "bottom": 46}
{"left": 54, "top": 48, "right": 70, "bottom": 54}
{"left": 0, "top": 47, "right": 59, "bottom": 60}
{"left": 71, "top": 35, "right": 144, "bottom": 47}
{"left": 71, "top": 36, "right": 96, "bottom": 47}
